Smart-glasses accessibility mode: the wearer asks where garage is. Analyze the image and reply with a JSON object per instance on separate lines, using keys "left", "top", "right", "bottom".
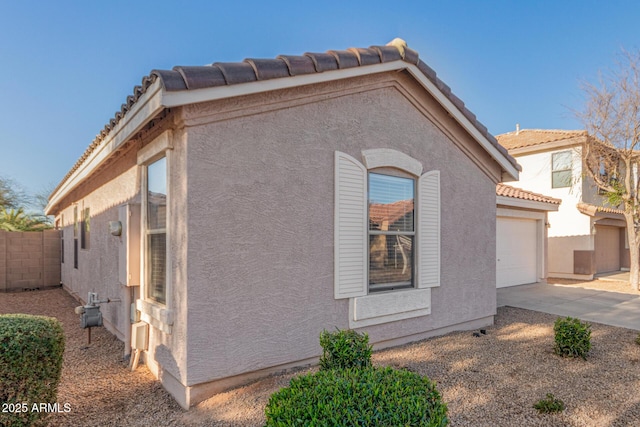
{"left": 595, "top": 225, "right": 621, "bottom": 274}
{"left": 496, "top": 217, "right": 538, "bottom": 287}
{"left": 496, "top": 184, "right": 561, "bottom": 288}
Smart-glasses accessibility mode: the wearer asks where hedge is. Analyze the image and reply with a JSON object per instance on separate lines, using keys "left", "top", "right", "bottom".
{"left": 0, "top": 314, "right": 65, "bottom": 427}
{"left": 264, "top": 366, "right": 449, "bottom": 426}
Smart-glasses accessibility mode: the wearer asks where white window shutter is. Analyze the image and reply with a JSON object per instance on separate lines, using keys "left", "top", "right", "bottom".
{"left": 418, "top": 170, "right": 440, "bottom": 288}
{"left": 334, "top": 151, "right": 367, "bottom": 299}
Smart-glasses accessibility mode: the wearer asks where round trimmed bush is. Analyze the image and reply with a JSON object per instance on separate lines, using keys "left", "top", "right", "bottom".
{"left": 0, "top": 314, "right": 65, "bottom": 427}
{"left": 554, "top": 316, "right": 591, "bottom": 360}
{"left": 264, "top": 367, "right": 449, "bottom": 426}
{"left": 319, "top": 328, "right": 372, "bottom": 371}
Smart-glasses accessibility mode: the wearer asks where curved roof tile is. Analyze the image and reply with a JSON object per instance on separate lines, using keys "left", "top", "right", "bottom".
{"left": 277, "top": 55, "right": 316, "bottom": 76}
{"left": 497, "top": 183, "right": 561, "bottom": 205}
{"left": 348, "top": 47, "right": 381, "bottom": 66}
{"left": 52, "top": 39, "right": 521, "bottom": 200}
{"left": 244, "top": 58, "right": 291, "bottom": 81}
{"left": 496, "top": 129, "right": 587, "bottom": 150}
{"left": 303, "top": 52, "right": 339, "bottom": 72}
{"left": 328, "top": 50, "right": 360, "bottom": 69}
{"left": 213, "top": 62, "right": 257, "bottom": 85}
{"left": 174, "top": 66, "right": 227, "bottom": 89}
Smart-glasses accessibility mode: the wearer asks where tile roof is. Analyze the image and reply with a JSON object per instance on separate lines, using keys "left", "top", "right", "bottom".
{"left": 369, "top": 200, "right": 414, "bottom": 225}
{"left": 496, "top": 129, "right": 587, "bottom": 150}
{"left": 52, "top": 39, "right": 519, "bottom": 201}
{"left": 496, "top": 183, "right": 561, "bottom": 205}
{"left": 576, "top": 202, "right": 624, "bottom": 216}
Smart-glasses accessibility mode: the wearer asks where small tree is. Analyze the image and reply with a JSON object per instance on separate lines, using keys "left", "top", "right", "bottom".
{"left": 0, "top": 176, "right": 30, "bottom": 210}
{"left": 0, "top": 207, "right": 51, "bottom": 231}
{"left": 577, "top": 49, "right": 640, "bottom": 290}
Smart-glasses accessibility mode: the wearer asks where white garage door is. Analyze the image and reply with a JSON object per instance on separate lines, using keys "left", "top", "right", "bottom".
{"left": 497, "top": 217, "right": 538, "bottom": 288}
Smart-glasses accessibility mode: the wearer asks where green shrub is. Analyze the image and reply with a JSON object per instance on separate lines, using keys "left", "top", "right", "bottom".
{"left": 319, "top": 328, "right": 372, "bottom": 370}
{"left": 553, "top": 316, "right": 591, "bottom": 360}
{"left": 635, "top": 332, "right": 640, "bottom": 346}
{"left": 264, "top": 366, "right": 448, "bottom": 426}
{"left": 0, "top": 314, "right": 65, "bottom": 427}
{"left": 533, "top": 393, "right": 565, "bottom": 414}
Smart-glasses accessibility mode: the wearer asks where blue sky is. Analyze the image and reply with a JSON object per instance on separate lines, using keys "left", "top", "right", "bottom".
{"left": 1, "top": 1, "right": 639, "bottom": 201}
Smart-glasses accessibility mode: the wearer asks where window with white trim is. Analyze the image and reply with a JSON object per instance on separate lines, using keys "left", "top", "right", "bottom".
{"left": 145, "top": 156, "right": 167, "bottom": 305}
{"left": 551, "top": 151, "right": 572, "bottom": 188}
{"left": 368, "top": 172, "right": 414, "bottom": 292}
{"left": 334, "top": 150, "right": 440, "bottom": 326}
{"left": 334, "top": 149, "right": 440, "bottom": 299}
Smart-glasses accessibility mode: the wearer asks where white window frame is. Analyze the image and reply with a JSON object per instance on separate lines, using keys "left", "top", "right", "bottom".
{"left": 367, "top": 171, "right": 415, "bottom": 292}
{"left": 551, "top": 150, "right": 572, "bottom": 188}
{"left": 335, "top": 149, "right": 440, "bottom": 328}
{"left": 136, "top": 131, "right": 174, "bottom": 334}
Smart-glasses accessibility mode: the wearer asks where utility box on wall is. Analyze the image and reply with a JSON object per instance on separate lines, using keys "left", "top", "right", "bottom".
{"left": 118, "top": 204, "right": 141, "bottom": 286}
{"left": 131, "top": 321, "right": 149, "bottom": 350}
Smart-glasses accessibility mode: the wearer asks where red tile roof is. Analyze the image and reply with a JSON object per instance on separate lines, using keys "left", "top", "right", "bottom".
{"left": 496, "top": 184, "right": 561, "bottom": 205}
{"left": 53, "top": 39, "right": 519, "bottom": 199}
{"left": 496, "top": 129, "right": 587, "bottom": 150}
{"left": 576, "top": 202, "right": 624, "bottom": 216}
{"left": 369, "top": 200, "right": 414, "bottom": 225}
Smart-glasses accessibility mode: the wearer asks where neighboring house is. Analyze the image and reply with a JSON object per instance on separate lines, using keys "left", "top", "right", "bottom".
{"left": 496, "top": 128, "right": 628, "bottom": 279}
{"left": 45, "top": 39, "right": 520, "bottom": 408}
{"left": 496, "top": 184, "right": 561, "bottom": 287}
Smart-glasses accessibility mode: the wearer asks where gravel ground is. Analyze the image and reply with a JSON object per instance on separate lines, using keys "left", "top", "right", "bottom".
{"left": 1, "top": 285, "right": 640, "bottom": 426}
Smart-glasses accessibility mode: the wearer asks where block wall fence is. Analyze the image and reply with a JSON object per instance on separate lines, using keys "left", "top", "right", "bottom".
{"left": 0, "top": 230, "right": 61, "bottom": 292}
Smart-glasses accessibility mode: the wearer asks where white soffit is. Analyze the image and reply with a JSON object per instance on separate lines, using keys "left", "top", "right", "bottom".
{"left": 497, "top": 195, "right": 560, "bottom": 212}
{"left": 46, "top": 80, "right": 164, "bottom": 214}
{"left": 161, "top": 61, "right": 519, "bottom": 181}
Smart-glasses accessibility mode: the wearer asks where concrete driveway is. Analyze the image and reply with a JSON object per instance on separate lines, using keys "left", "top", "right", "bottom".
{"left": 497, "top": 283, "right": 640, "bottom": 330}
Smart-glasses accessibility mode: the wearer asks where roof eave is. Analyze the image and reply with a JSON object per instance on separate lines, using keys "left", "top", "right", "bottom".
{"left": 45, "top": 79, "right": 165, "bottom": 215}
{"left": 497, "top": 195, "right": 561, "bottom": 211}
{"left": 403, "top": 65, "right": 519, "bottom": 182}
{"left": 162, "top": 61, "right": 520, "bottom": 181}
{"left": 47, "top": 59, "right": 519, "bottom": 214}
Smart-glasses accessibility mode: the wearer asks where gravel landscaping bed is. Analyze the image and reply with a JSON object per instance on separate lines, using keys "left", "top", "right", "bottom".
{"left": 1, "top": 286, "right": 639, "bottom": 426}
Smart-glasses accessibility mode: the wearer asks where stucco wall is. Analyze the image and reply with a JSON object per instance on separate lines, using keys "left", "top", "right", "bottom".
{"left": 514, "top": 147, "right": 590, "bottom": 238}
{"left": 181, "top": 72, "right": 500, "bottom": 386}
{"left": 58, "top": 144, "right": 140, "bottom": 341}
{"left": 145, "top": 126, "right": 190, "bottom": 387}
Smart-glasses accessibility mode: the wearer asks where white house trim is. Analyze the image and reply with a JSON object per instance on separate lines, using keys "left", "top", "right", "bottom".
{"left": 46, "top": 80, "right": 164, "bottom": 214}
{"left": 161, "top": 61, "right": 407, "bottom": 109}
{"left": 496, "top": 195, "right": 560, "bottom": 212}
{"left": 403, "top": 65, "right": 519, "bottom": 182}
{"left": 137, "top": 132, "right": 174, "bottom": 334}
{"left": 361, "top": 148, "right": 423, "bottom": 176}
{"left": 48, "top": 60, "right": 519, "bottom": 214}
{"left": 334, "top": 151, "right": 368, "bottom": 299}
{"left": 349, "top": 288, "right": 431, "bottom": 328}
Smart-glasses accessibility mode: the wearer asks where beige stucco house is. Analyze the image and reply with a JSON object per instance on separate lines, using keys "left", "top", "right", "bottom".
{"left": 46, "top": 39, "right": 520, "bottom": 408}
{"left": 497, "top": 128, "right": 629, "bottom": 279}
